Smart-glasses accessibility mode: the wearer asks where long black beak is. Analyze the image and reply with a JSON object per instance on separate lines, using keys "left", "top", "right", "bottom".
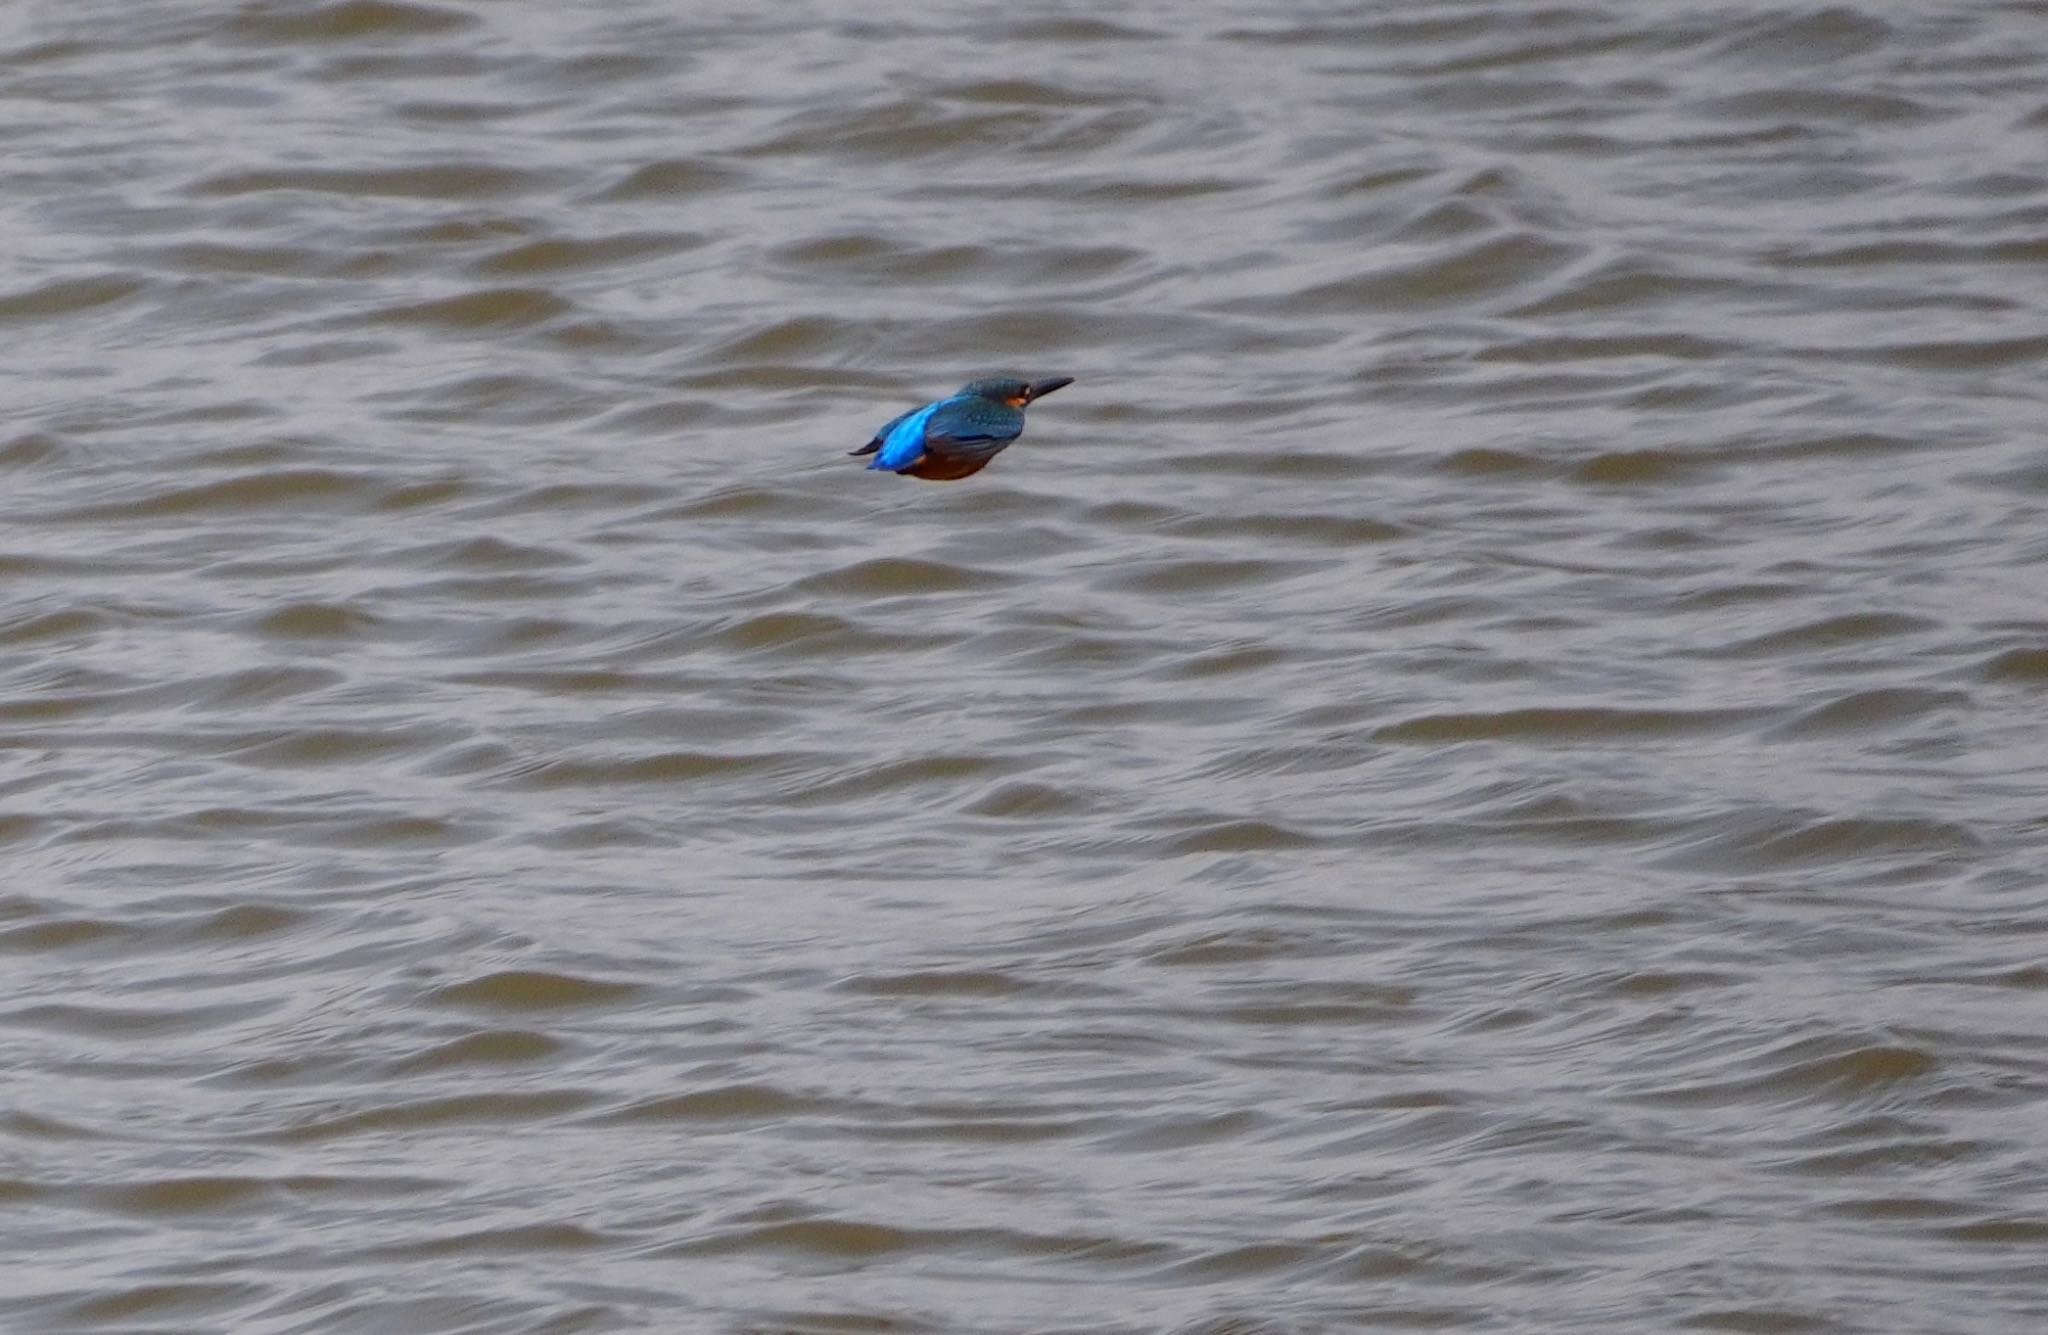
{"left": 1023, "top": 376, "right": 1073, "bottom": 403}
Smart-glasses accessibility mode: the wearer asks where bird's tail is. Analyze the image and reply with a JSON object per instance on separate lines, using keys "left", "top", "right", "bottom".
{"left": 848, "top": 439, "right": 880, "bottom": 457}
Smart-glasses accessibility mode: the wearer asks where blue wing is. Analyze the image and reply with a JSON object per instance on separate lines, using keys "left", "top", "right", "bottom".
{"left": 920, "top": 397, "right": 1024, "bottom": 470}
{"left": 869, "top": 402, "right": 941, "bottom": 471}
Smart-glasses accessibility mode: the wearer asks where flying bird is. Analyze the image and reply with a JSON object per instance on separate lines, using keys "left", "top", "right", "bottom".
{"left": 850, "top": 376, "right": 1073, "bottom": 480}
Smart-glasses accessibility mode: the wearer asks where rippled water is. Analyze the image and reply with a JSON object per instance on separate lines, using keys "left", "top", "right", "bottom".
{"left": 5, "top": 2, "right": 2048, "bottom": 1331}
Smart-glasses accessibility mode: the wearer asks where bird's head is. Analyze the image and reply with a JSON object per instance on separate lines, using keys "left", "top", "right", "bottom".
{"left": 959, "top": 375, "right": 1074, "bottom": 408}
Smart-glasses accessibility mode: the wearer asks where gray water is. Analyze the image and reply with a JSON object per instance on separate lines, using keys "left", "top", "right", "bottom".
{"left": 5, "top": 2, "right": 2048, "bottom": 1332}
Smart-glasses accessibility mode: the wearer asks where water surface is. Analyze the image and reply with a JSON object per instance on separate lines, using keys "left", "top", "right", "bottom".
{"left": 4, "top": 3, "right": 2048, "bottom": 1332}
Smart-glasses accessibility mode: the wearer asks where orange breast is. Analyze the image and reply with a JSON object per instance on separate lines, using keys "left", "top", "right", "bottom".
{"left": 903, "top": 456, "right": 993, "bottom": 481}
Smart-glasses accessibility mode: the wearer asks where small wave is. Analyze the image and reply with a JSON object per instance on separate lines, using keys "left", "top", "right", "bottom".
{"left": 1376, "top": 705, "right": 1756, "bottom": 744}
{"left": 711, "top": 610, "right": 953, "bottom": 657}
{"left": 0, "top": 273, "right": 148, "bottom": 321}
{"left": 426, "top": 970, "right": 642, "bottom": 1011}
{"left": 189, "top": 163, "right": 548, "bottom": 200}
{"left": 1769, "top": 687, "right": 1968, "bottom": 738}
{"left": 1658, "top": 810, "right": 1982, "bottom": 873}
{"left": 589, "top": 1084, "right": 809, "bottom": 1124}
{"left": 794, "top": 556, "right": 1015, "bottom": 597}
{"left": 353, "top": 286, "right": 573, "bottom": 331}
{"left": 1979, "top": 647, "right": 2048, "bottom": 683}
{"left": 222, "top": 0, "right": 476, "bottom": 43}
{"left": 386, "top": 1030, "right": 565, "bottom": 1075}
{"left": 1281, "top": 232, "right": 1587, "bottom": 312}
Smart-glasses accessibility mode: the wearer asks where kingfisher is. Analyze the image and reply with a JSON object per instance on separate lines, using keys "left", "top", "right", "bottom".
{"left": 850, "top": 375, "right": 1074, "bottom": 480}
